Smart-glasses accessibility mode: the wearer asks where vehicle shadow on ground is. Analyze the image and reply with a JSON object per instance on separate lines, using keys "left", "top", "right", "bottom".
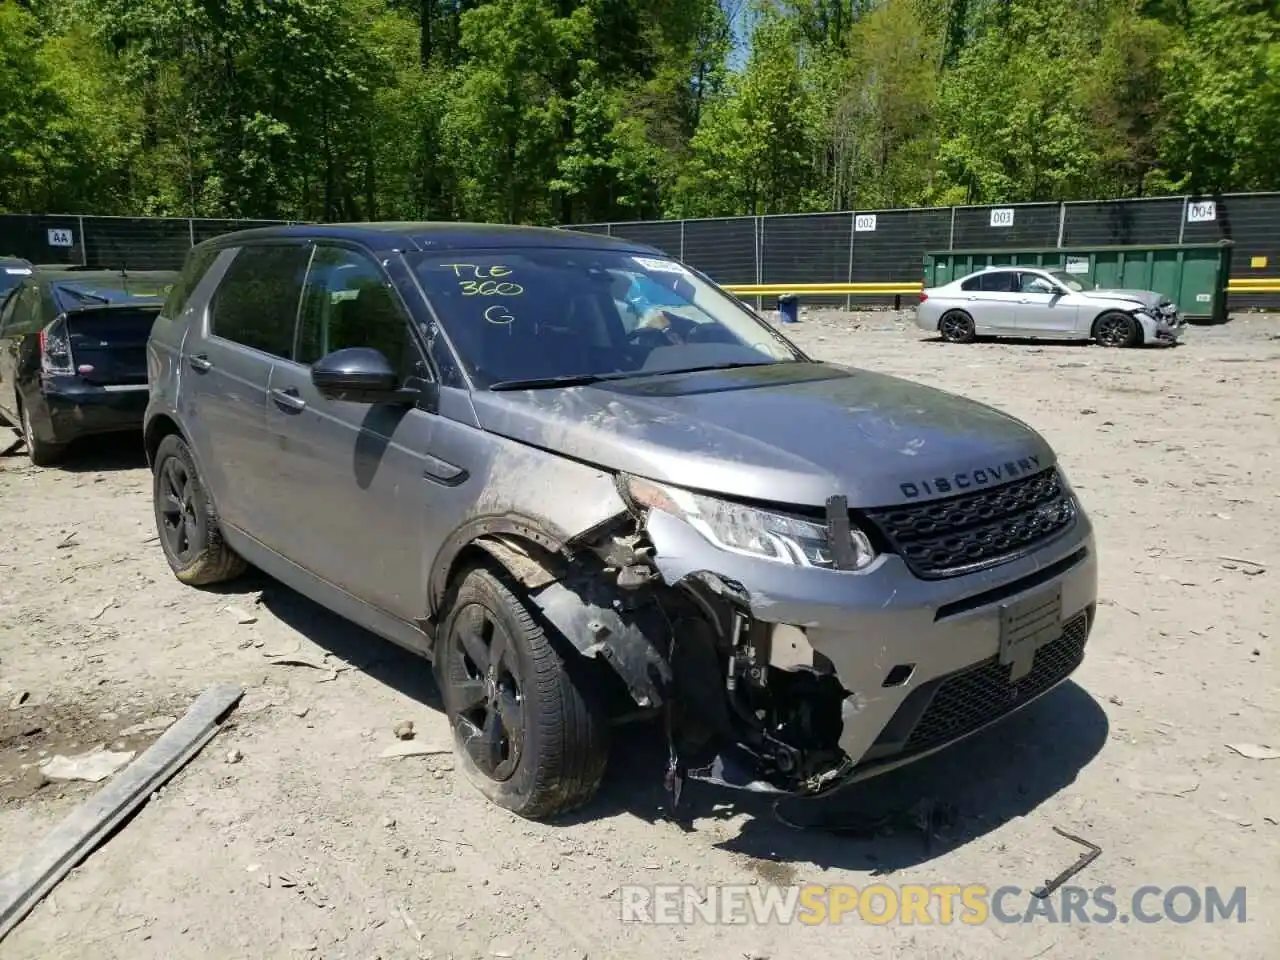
{"left": 225, "top": 570, "right": 445, "bottom": 711}
{"left": 920, "top": 334, "right": 1182, "bottom": 350}
{"left": 194, "top": 568, "right": 1108, "bottom": 874}
{"left": 585, "top": 681, "right": 1109, "bottom": 874}
{"left": 53, "top": 434, "right": 149, "bottom": 473}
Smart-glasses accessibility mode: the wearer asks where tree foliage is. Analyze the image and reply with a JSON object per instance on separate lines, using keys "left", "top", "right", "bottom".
{"left": 0, "top": 0, "right": 1275, "bottom": 220}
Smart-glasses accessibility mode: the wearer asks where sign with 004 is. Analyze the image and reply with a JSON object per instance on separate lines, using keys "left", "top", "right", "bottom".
{"left": 1186, "top": 200, "right": 1216, "bottom": 223}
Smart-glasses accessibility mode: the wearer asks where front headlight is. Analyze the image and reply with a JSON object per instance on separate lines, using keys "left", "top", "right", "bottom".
{"left": 623, "top": 476, "right": 877, "bottom": 571}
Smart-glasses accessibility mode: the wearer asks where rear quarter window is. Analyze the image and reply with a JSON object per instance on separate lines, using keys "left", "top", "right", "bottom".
{"left": 161, "top": 245, "right": 221, "bottom": 322}
{"left": 208, "top": 243, "right": 311, "bottom": 359}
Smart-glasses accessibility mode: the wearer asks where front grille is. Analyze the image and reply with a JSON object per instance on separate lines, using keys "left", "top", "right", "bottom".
{"left": 863, "top": 467, "right": 1075, "bottom": 579}
{"left": 902, "top": 613, "right": 1088, "bottom": 755}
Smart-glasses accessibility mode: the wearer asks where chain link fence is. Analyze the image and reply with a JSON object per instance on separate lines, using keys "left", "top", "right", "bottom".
{"left": 576, "top": 193, "right": 1280, "bottom": 311}
{"left": 3, "top": 194, "right": 1278, "bottom": 309}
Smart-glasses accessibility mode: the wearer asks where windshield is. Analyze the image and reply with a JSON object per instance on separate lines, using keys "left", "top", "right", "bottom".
{"left": 1049, "top": 270, "right": 1095, "bottom": 293}
{"left": 409, "top": 248, "right": 803, "bottom": 389}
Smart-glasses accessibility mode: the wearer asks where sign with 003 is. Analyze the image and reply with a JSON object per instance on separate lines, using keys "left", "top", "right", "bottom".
{"left": 989, "top": 208, "right": 1015, "bottom": 228}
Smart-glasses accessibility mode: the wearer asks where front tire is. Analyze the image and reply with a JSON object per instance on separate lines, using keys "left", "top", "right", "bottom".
{"left": 938, "top": 310, "right": 977, "bottom": 344}
{"left": 152, "top": 433, "right": 246, "bottom": 585}
{"left": 1093, "top": 311, "right": 1140, "bottom": 348}
{"left": 436, "top": 566, "right": 609, "bottom": 820}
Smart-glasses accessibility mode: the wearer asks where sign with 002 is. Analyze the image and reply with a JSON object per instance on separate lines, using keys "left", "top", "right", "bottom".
{"left": 854, "top": 214, "right": 877, "bottom": 232}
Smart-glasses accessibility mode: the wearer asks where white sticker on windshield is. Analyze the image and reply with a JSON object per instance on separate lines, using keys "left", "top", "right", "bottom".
{"left": 633, "top": 256, "right": 690, "bottom": 275}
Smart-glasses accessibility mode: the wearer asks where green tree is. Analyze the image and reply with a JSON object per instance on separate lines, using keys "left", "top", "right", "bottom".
{"left": 1160, "top": 0, "right": 1280, "bottom": 191}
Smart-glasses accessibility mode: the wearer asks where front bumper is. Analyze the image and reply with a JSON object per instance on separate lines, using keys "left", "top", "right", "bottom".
{"left": 1136, "top": 310, "right": 1185, "bottom": 345}
{"left": 647, "top": 506, "right": 1098, "bottom": 782}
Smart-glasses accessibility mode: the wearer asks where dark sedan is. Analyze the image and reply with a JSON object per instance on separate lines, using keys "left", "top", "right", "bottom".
{"left": 0, "top": 268, "right": 176, "bottom": 465}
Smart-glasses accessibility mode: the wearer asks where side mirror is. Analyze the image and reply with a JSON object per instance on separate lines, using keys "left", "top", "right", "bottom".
{"left": 310, "top": 347, "right": 409, "bottom": 404}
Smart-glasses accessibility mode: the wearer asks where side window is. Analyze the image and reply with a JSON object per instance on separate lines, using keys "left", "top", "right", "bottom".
{"left": 209, "top": 244, "right": 311, "bottom": 359}
{"left": 978, "top": 271, "right": 1017, "bottom": 293}
{"left": 1018, "top": 273, "right": 1051, "bottom": 294}
{"left": 960, "top": 275, "right": 982, "bottom": 292}
{"left": 296, "top": 246, "right": 415, "bottom": 373}
{"left": 0, "top": 286, "right": 21, "bottom": 334}
{"left": 162, "top": 244, "right": 221, "bottom": 320}
{"left": 6, "top": 286, "right": 43, "bottom": 336}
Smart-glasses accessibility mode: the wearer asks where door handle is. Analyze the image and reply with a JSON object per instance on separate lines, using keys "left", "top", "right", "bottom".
{"left": 188, "top": 354, "right": 213, "bottom": 372}
{"left": 270, "top": 387, "right": 307, "bottom": 412}
{"left": 1018, "top": 298, "right": 1031, "bottom": 303}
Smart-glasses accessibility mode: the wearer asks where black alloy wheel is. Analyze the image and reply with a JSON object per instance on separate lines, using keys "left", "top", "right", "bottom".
{"left": 150, "top": 433, "right": 246, "bottom": 585}
{"left": 445, "top": 600, "right": 527, "bottom": 783}
{"left": 1095, "top": 311, "right": 1138, "bottom": 348}
{"left": 939, "top": 310, "right": 976, "bottom": 344}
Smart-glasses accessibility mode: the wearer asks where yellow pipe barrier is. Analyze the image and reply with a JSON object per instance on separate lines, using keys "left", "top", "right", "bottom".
{"left": 1227, "top": 280, "right": 1280, "bottom": 292}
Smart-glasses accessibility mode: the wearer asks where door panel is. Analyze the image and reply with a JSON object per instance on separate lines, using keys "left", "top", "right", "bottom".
{"left": 263, "top": 243, "right": 441, "bottom": 622}
{"left": 0, "top": 285, "right": 40, "bottom": 421}
{"left": 1015, "top": 273, "right": 1078, "bottom": 336}
{"left": 265, "top": 360, "right": 438, "bottom": 620}
{"left": 179, "top": 243, "right": 311, "bottom": 536}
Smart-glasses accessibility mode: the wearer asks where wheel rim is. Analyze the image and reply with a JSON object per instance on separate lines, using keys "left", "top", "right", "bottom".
{"left": 941, "top": 313, "right": 971, "bottom": 341}
{"left": 1097, "top": 315, "right": 1129, "bottom": 346}
{"left": 157, "top": 455, "right": 200, "bottom": 562}
{"left": 445, "top": 603, "right": 525, "bottom": 782}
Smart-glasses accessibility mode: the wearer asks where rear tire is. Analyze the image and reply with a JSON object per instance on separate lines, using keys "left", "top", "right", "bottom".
{"left": 1093, "top": 311, "right": 1140, "bottom": 348}
{"left": 436, "top": 566, "right": 609, "bottom": 820}
{"left": 19, "top": 400, "right": 64, "bottom": 467}
{"left": 938, "top": 310, "right": 976, "bottom": 344}
{"left": 152, "top": 433, "right": 247, "bottom": 585}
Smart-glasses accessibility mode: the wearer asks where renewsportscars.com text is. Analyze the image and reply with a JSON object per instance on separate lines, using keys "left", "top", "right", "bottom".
{"left": 620, "top": 884, "right": 1248, "bottom": 926}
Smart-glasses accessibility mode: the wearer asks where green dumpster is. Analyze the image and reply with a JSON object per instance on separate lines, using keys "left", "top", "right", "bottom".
{"left": 922, "top": 240, "right": 1234, "bottom": 322}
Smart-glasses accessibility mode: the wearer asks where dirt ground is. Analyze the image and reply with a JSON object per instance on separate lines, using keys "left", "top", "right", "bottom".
{"left": 1, "top": 311, "right": 1277, "bottom": 960}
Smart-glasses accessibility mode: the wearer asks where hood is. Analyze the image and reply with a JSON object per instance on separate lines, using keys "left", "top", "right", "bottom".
{"left": 1083, "top": 288, "right": 1168, "bottom": 309}
{"left": 470, "top": 362, "right": 1056, "bottom": 508}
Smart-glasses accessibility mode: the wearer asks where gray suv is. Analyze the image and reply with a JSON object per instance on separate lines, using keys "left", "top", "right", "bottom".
{"left": 145, "top": 223, "right": 1098, "bottom": 819}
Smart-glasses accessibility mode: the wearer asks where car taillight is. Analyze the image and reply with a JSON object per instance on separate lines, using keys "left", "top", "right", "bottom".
{"left": 919, "top": 292, "right": 929, "bottom": 302}
{"left": 39, "top": 317, "right": 75, "bottom": 375}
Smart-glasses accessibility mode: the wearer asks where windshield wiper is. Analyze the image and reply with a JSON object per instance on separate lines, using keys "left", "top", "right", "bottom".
{"left": 488, "top": 360, "right": 796, "bottom": 391}
{"left": 635, "top": 360, "right": 790, "bottom": 378}
{"left": 59, "top": 287, "right": 112, "bottom": 305}
{"left": 488, "top": 371, "right": 641, "bottom": 391}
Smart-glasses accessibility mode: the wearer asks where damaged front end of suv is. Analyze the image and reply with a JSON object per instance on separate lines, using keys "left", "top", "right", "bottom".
{"left": 472, "top": 438, "right": 1097, "bottom": 810}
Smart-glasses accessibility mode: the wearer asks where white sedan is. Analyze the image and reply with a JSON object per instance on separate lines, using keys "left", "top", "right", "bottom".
{"left": 916, "top": 266, "right": 1186, "bottom": 347}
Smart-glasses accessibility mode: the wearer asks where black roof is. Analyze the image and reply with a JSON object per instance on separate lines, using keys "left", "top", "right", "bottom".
{"left": 196, "top": 220, "right": 659, "bottom": 256}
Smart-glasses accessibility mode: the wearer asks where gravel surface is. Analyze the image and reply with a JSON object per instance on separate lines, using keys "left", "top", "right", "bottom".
{"left": 1, "top": 311, "right": 1277, "bottom": 959}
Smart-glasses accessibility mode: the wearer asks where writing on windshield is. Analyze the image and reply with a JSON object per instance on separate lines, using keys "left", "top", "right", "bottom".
{"left": 414, "top": 249, "right": 801, "bottom": 388}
